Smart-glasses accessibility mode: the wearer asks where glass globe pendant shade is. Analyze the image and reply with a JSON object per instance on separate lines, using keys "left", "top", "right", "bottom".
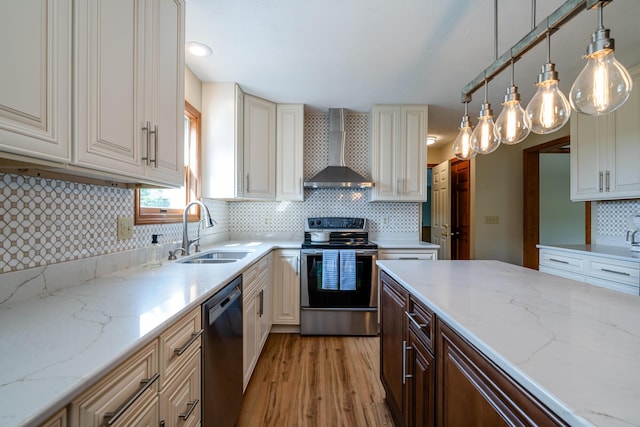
{"left": 525, "top": 63, "right": 571, "bottom": 134}
{"left": 570, "top": 28, "right": 633, "bottom": 116}
{"left": 495, "top": 86, "right": 530, "bottom": 145}
{"left": 453, "top": 112, "right": 477, "bottom": 160}
{"left": 470, "top": 102, "right": 500, "bottom": 154}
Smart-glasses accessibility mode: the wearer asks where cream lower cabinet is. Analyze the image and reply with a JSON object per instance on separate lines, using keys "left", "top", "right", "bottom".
{"left": 571, "top": 64, "right": 640, "bottom": 201}
{"left": 69, "top": 341, "right": 160, "bottom": 427}
{"left": 378, "top": 248, "right": 438, "bottom": 261}
{"left": 243, "top": 254, "right": 273, "bottom": 390}
{"left": 74, "top": 0, "right": 185, "bottom": 187}
{"left": 272, "top": 250, "right": 300, "bottom": 326}
{"left": 370, "top": 105, "right": 429, "bottom": 202}
{"left": 39, "top": 409, "right": 67, "bottom": 427}
{"left": 276, "top": 104, "right": 305, "bottom": 201}
{"left": 0, "top": 0, "right": 72, "bottom": 163}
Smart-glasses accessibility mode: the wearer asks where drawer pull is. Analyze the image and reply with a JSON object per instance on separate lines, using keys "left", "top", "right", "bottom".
{"left": 104, "top": 372, "right": 159, "bottom": 425}
{"left": 399, "top": 257, "right": 420, "bottom": 260}
{"left": 600, "top": 268, "right": 630, "bottom": 276}
{"left": 405, "top": 311, "right": 428, "bottom": 330}
{"left": 549, "top": 258, "right": 569, "bottom": 264}
{"left": 402, "top": 340, "right": 412, "bottom": 384}
{"left": 174, "top": 330, "right": 204, "bottom": 356}
{"left": 179, "top": 399, "right": 199, "bottom": 420}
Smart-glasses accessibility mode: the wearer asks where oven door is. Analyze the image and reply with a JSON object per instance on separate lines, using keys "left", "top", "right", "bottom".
{"left": 300, "top": 249, "right": 377, "bottom": 308}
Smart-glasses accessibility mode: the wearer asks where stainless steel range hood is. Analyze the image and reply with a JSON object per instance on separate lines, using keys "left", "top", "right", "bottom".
{"left": 304, "top": 108, "right": 374, "bottom": 188}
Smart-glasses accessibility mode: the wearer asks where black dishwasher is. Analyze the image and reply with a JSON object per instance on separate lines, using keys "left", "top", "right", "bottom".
{"left": 202, "top": 275, "right": 243, "bottom": 427}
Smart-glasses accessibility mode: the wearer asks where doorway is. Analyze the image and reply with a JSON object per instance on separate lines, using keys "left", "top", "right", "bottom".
{"left": 451, "top": 159, "right": 471, "bottom": 260}
{"left": 522, "top": 136, "right": 590, "bottom": 269}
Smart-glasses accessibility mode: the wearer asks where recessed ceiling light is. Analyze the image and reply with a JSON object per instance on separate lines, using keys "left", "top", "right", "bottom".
{"left": 186, "top": 41, "right": 212, "bottom": 57}
{"left": 427, "top": 136, "right": 437, "bottom": 146}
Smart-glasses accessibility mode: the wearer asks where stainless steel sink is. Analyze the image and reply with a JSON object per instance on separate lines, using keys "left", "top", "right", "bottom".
{"left": 178, "top": 250, "right": 251, "bottom": 264}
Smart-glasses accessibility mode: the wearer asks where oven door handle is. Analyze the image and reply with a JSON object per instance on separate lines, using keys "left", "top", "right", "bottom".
{"left": 301, "top": 249, "right": 378, "bottom": 256}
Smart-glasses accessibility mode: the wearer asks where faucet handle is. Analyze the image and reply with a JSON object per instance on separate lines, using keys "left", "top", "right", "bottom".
{"left": 168, "top": 247, "right": 186, "bottom": 260}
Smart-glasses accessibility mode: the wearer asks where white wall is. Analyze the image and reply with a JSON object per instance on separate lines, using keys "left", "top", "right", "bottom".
{"left": 185, "top": 67, "right": 202, "bottom": 111}
{"left": 539, "top": 153, "right": 585, "bottom": 245}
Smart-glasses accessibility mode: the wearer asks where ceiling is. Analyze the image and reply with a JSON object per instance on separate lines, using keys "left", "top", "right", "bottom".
{"left": 185, "top": 0, "right": 640, "bottom": 148}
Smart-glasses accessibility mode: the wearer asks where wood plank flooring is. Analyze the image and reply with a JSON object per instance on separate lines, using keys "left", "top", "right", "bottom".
{"left": 238, "top": 333, "right": 395, "bottom": 427}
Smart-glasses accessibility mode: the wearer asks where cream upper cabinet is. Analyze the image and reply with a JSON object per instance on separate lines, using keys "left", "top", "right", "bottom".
{"left": 276, "top": 104, "right": 305, "bottom": 201}
{"left": 201, "top": 82, "right": 245, "bottom": 199}
{"left": 244, "top": 94, "right": 276, "bottom": 200}
{"left": 571, "top": 64, "right": 640, "bottom": 201}
{"left": 74, "top": 0, "right": 185, "bottom": 187}
{"left": 370, "top": 105, "right": 428, "bottom": 201}
{"left": 0, "top": 0, "right": 72, "bottom": 162}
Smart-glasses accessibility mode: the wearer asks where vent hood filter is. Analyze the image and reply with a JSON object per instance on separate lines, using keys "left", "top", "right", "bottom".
{"left": 304, "top": 109, "right": 374, "bottom": 189}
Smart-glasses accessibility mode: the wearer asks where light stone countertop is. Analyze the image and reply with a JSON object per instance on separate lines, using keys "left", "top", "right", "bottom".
{"left": 537, "top": 243, "right": 640, "bottom": 262}
{"left": 0, "top": 240, "right": 300, "bottom": 427}
{"left": 371, "top": 238, "right": 440, "bottom": 250}
{"left": 377, "top": 259, "right": 640, "bottom": 427}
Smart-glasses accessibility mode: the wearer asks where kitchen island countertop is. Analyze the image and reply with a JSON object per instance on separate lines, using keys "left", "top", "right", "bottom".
{"left": 377, "top": 259, "right": 640, "bottom": 427}
{"left": 0, "top": 240, "right": 300, "bottom": 427}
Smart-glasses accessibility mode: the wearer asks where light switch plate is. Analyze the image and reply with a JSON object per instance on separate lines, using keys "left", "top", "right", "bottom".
{"left": 484, "top": 215, "right": 500, "bottom": 225}
{"left": 117, "top": 217, "right": 134, "bottom": 240}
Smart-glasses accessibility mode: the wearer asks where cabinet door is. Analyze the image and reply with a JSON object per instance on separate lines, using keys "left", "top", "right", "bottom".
{"left": 272, "top": 250, "right": 300, "bottom": 325}
{"left": 159, "top": 348, "right": 201, "bottom": 427}
{"left": 407, "top": 329, "right": 435, "bottom": 427}
{"left": 370, "top": 106, "right": 400, "bottom": 200}
{"left": 39, "top": 408, "right": 67, "bottom": 427}
{"left": 258, "top": 276, "right": 273, "bottom": 350}
{"left": 399, "top": 106, "right": 428, "bottom": 201}
{"left": 147, "top": 0, "right": 185, "bottom": 186}
{"left": 244, "top": 95, "right": 276, "bottom": 199}
{"left": 74, "top": 0, "right": 146, "bottom": 178}
{"left": 0, "top": 0, "right": 71, "bottom": 162}
{"left": 570, "top": 111, "right": 611, "bottom": 200}
{"left": 276, "top": 104, "right": 304, "bottom": 201}
{"left": 437, "top": 320, "right": 566, "bottom": 427}
{"left": 379, "top": 271, "right": 408, "bottom": 427}
{"left": 243, "top": 290, "right": 260, "bottom": 390}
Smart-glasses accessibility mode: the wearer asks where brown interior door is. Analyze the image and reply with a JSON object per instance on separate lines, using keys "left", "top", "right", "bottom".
{"left": 451, "top": 160, "right": 471, "bottom": 260}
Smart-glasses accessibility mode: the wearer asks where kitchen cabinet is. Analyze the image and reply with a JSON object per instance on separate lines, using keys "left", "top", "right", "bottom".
{"left": 69, "top": 341, "right": 160, "bottom": 427}
{"left": 380, "top": 271, "right": 436, "bottom": 427}
{"left": 539, "top": 246, "right": 640, "bottom": 295}
{"left": 437, "top": 320, "right": 566, "bottom": 426}
{"left": 74, "top": 0, "right": 185, "bottom": 187}
{"left": 370, "top": 105, "right": 429, "bottom": 202}
{"left": 39, "top": 409, "right": 67, "bottom": 427}
{"left": 276, "top": 104, "right": 305, "bottom": 201}
{"left": 378, "top": 248, "right": 438, "bottom": 261}
{"left": 272, "top": 250, "right": 301, "bottom": 326}
{"left": 244, "top": 94, "right": 277, "bottom": 199}
{"left": 201, "top": 82, "right": 245, "bottom": 199}
{"left": 0, "top": 0, "right": 72, "bottom": 163}
{"left": 159, "top": 348, "right": 201, "bottom": 427}
{"left": 570, "top": 64, "right": 640, "bottom": 201}
{"left": 243, "top": 254, "right": 273, "bottom": 390}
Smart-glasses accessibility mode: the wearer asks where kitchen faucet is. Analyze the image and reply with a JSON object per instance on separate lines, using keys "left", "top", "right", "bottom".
{"left": 181, "top": 200, "right": 216, "bottom": 256}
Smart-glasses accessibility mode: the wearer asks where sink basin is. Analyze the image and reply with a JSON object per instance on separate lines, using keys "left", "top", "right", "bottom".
{"left": 179, "top": 250, "right": 251, "bottom": 264}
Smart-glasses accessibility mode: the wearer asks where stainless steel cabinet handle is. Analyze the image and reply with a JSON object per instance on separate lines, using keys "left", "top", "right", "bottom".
{"left": 173, "top": 330, "right": 204, "bottom": 356}
{"left": 296, "top": 256, "right": 300, "bottom": 277}
{"left": 246, "top": 174, "right": 250, "bottom": 192}
{"left": 259, "top": 289, "right": 264, "bottom": 316}
{"left": 104, "top": 372, "right": 160, "bottom": 425}
{"left": 549, "top": 258, "right": 569, "bottom": 264}
{"left": 605, "top": 170, "right": 610, "bottom": 192}
{"left": 398, "top": 257, "right": 419, "bottom": 260}
{"left": 405, "top": 311, "right": 428, "bottom": 330}
{"left": 599, "top": 171, "right": 604, "bottom": 192}
{"left": 402, "top": 340, "right": 412, "bottom": 384}
{"left": 142, "top": 121, "right": 152, "bottom": 166}
{"left": 151, "top": 124, "right": 158, "bottom": 167}
{"left": 601, "top": 268, "right": 630, "bottom": 276}
{"left": 179, "top": 399, "right": 199, "bottom": 420}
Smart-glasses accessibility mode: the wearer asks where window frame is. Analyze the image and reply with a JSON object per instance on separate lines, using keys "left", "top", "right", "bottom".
{"left": 134, "top": 101, "right": 202, "bottom": 224}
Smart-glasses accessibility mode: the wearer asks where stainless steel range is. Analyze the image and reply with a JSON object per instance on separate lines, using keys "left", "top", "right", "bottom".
{"left": 300, "top": 217, "right": 378, "bottom": 336}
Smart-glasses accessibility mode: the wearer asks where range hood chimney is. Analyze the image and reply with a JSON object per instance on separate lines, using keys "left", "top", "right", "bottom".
{"left": 303, "top": 108, "right": 374, "bottom": 188}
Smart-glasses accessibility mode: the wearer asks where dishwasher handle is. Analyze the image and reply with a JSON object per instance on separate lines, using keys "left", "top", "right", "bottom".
{"left": 207, "top": 286, "right": 241, "bottom": 326}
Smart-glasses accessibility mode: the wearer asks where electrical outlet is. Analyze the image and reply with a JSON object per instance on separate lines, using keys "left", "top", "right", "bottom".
{"left": 484, "top": 215, "right": 500, "bottom": 225}
{"left": 382, "top": 216, "right": 390, "bottom": 226}
{"left": 117, "top": 217, "right": 134, "bottom": 240}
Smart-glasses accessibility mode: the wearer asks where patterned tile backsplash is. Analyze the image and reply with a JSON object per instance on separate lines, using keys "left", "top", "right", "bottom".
{"left": 2, "top": 111, "right": 639, "bottom": 274}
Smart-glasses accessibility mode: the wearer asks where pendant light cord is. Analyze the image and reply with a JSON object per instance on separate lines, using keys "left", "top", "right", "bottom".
{"left": 597, "top": 3, "right": 604, "bottom": 30}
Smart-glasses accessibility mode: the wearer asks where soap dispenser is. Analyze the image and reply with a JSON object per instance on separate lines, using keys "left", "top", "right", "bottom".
{"left": 148, "top": 234, "right": 163, "bottom": 267}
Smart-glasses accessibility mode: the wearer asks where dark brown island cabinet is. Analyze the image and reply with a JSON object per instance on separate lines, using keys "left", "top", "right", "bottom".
{"left": 379, "top": 271, "right": 568, "bottom": 427}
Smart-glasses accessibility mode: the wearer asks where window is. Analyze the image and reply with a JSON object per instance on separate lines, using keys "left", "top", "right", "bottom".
{"left": 134, "top": 102, "right": 201, "bottom": 224}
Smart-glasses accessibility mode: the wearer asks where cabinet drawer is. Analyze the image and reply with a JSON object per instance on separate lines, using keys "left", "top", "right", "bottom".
{"left": 586, "top": 257, "right": 640, "bottom": 287}
{"left": 539, "top": 250, "right": 586, "bottom": 274}
{"left": 407, "top": 296, "right": 434, "bottom": 353}
{"left": 39, "top": 408, "right": 66, "bottom": 427}
{"left": 244, "top": 254, "right": 271, "bottom": 296}
{"left": 381, "top": 250, "right": 437, "bottom": 261}
{"left": 160, "top": 347, "right": 201, "bottom": 427}
{"left": 70, "top": 340, "right": 159, "bottom": 427}
{"left": 159, "top": 307, "right": 202, "bottom": 387}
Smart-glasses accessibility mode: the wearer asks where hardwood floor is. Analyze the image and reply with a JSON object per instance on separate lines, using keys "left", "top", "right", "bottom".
{"left": 238, "top": 333, "right": 395, "bottom": 427}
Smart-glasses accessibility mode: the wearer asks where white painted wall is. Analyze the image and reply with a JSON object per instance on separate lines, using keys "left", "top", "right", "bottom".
{"left": 539, "top": 153, "right": 585, "bottom": 245}
{"left": 185, "top": 66, "right": 202, "bottom": 111}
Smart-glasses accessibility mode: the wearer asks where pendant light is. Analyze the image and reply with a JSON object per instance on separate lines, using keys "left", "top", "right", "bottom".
{"left": 495, "top": 60, "right": 531, "bottom": 145}
{"left": 569, "top": 2, "right": 632, "bottom": 116}
{"left": 470, "top": 81, "right": 500, "bottom": 154}
{"left": 453, "top": 102, "right": 477, "bottom": 161}
{"left": 525, "top": 32, "right": 571, "bottom": 134}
